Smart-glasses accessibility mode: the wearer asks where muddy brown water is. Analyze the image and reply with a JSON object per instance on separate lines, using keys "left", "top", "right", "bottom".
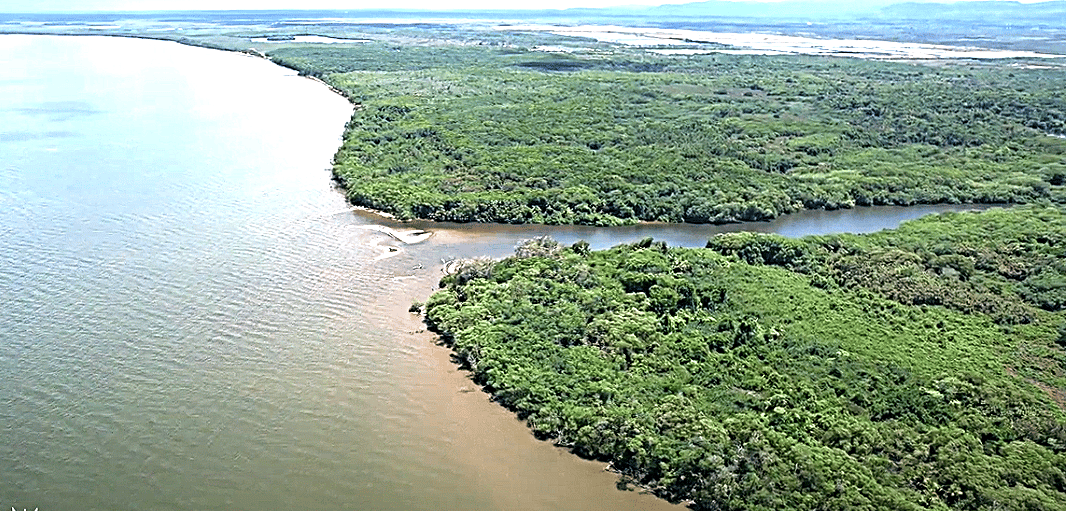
{"left": 0, "top": 34, "right": 993, "bottom": 511}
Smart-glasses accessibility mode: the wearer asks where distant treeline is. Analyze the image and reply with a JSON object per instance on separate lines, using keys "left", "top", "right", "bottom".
{"left": 268, "top": 41, "right": 1066, "bottom": 225}
{"left": 424, "top": 206, "right": 1066, "bottom": 509}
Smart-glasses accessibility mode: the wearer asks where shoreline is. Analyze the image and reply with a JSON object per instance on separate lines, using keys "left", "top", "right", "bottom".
{"left": 301, "top": 74, "right": 351, "bottom": 102}
{"left": 378, "top": 262, "right": 685, "bottom": 510}
{"left": 6, "top": 29, "right": 1063, "bottom": 510}
{"left": 0, "top": 33, "right": 1047, "bottom": 231}
{"left": 0, "top": 31, "right": 356, "bottom": 102}
{"left": 1, "top": 33, "right": 685, "bottom": 511}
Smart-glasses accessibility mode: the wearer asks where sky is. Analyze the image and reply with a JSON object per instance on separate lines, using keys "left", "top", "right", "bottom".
{"left": 5, "top": 0, "right": 681, "bottom": 12}
{"left": 0, "top": 0, "right": 1055, "bottom": 13}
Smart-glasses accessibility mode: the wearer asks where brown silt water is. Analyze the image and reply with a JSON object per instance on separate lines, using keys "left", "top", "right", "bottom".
{"left": 0, "top": 34, "right": 988, "bottom": 511}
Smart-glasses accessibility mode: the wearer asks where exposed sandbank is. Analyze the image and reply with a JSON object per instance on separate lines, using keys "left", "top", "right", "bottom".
{"left": 502, "top": 24, "right": 1066, "bottom": 60}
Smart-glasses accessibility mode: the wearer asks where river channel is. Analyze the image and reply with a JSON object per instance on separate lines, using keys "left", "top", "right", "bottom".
{"left": 0, "top": 34, "right": 992, "bottom": 511}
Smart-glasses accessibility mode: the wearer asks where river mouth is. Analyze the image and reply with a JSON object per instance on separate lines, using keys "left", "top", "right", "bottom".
{"left": 0, "top": 34, "right": 684, "bottom": 511}
{"left": 0, "top": 33, "right": 1011, "bottom": 511}
{"left": 352, "top": 203, "right": 1002, "bottom": 261}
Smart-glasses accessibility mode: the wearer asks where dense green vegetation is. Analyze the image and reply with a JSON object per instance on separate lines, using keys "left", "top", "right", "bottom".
{"left": 707, "top": 206, "right": 1066, "bottom": 325}
{"left": 267, "top": 28, "right": 1066, "bottom": 509}
{"left": 269, "top": 40, "right": 1066, "bottom": 225}
{"left": 8, "top": 14, "right": 1066, "bottom": 509}
{"left": 424, "top": 207, "right": 1066, "bottom": 510}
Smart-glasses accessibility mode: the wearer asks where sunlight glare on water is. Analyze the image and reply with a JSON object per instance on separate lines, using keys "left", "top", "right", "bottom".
{"left": 0, "top": 34, "right": 990, "bottom": 511}
{"left": 0, "top": 34, "right": 686, "bottom": 511}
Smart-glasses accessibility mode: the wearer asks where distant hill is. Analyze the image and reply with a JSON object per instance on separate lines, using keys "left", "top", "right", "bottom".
{"left": 606, "top": 0, "right": 1066, "bottom": 24}
{"left": 642, "top": 0, "right": 883, "bottom": 19}
{"left": 882, "top": 0, "right": 1066, "bottom": 23}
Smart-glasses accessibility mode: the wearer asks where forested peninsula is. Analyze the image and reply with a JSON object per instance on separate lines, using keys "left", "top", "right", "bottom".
{"left": 263, "top": 26, "right": 1066, "bottom": 509}
{"left": 425, "top": 206, "right": 1066, "bottom": 509}
{"left": 3, "top": 11, "right": 1065, "bottom": 510}
{"left": 269, "top": 41, "right": 1066, "bottom": 225}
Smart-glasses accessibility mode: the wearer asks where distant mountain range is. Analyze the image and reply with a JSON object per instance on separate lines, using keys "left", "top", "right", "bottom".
{"left": 639, "top": 0, "right": 882, "bottom": 18}
{"left": 882, "top": 0, "right": 1066, "bottom": 20}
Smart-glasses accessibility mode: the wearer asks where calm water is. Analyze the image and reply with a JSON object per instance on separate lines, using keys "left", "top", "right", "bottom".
{"left": 0, "top": 34, "right": 989, "bottom": 511}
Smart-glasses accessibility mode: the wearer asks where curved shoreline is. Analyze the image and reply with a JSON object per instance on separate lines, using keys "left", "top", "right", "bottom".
{"left": 3, "top": 32, "right": 1048, "bottom": 230}
{"left": 5, "top": 31, "right": 1058, "bottom": 511}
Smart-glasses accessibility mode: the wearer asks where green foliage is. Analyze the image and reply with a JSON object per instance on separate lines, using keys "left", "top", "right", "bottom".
{"left": 705, "top": 232, "right": 812, "bottom": 270}
{"left": 709, "top": 206, "right": 1066, "bottom": 322}
{"left": 269, "top": 41, "right": 1066, "bottom": 225}
{"left": 425, "top": 208, "right": 1066, "bottom": 510}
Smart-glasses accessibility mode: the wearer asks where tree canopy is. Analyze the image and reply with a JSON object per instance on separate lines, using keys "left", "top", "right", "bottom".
{"left": 269, "top": 39, "right": 1066, "bottom": 225}
{"left": 425, "top": 207, "right": 1066, "bottom": 509}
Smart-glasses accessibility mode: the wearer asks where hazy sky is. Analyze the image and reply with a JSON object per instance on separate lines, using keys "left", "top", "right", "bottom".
{"left": 0, "top": 0, "right": 1054, "bottom": 13}
{"left": 6, "top": 0, "right": 682, "bottom": 12}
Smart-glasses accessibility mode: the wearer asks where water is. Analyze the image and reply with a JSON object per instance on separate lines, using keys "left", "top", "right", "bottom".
{"left": 0, "top": 34, "right": 989, "bottom": 511}
{"left": 382, "top": 202, "right": 992, "bottom": 261}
